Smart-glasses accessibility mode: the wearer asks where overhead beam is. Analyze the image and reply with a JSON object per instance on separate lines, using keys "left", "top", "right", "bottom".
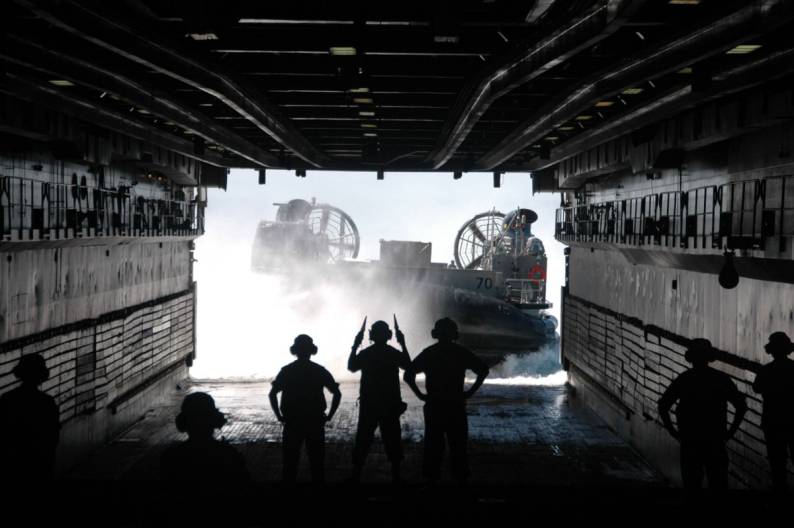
{"left": 528, "top": 44, "right": 794, "bottom": 174}
{"left": 425, "top": 0, "right": 640, "bottom": 169}
{"left": 1, "top": 35, "right": 280, "bottom": 168}
{"left": 13, "top": 0, "right": 329, "bottom": 168}
{"left": 525, "top": 1, "right": 558, "bottom": 23}
{"left": 476, "top": 0, "right": 794, "bottom": 170}
{"left": 1, "top": 72, "right": 232, "bottom": 168}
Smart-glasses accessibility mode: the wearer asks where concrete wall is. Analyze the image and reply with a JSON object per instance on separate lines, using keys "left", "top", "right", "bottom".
{"left": 568, "top": 246, "right": 794, "bottom": 363}
{"left": 1, "top": 151, "right": 197, "bottom": 473}
{"left": 1, "top": 242, "right": 192, "bottom": 342}
{"left": 0, "top": 286, "right": 195, "bottom": 472}
{"left": 562, "top": 246, "right": 794, "bottom": 488}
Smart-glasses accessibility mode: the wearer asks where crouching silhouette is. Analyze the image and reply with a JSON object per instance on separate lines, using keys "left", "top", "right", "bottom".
{"left": 160, "top": 392, "right": 248, "bottom": 482}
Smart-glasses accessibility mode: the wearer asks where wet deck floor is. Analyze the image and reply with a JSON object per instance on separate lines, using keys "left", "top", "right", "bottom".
{"left": 48, "top": 379, "right": 781, "bottom": 526}
{"left": 67, "top": 379, "right": 660, "bottom": 486}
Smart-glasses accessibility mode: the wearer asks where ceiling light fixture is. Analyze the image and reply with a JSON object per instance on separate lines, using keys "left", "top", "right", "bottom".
{"left": 622, "top": 87, "right": 644, "bottom": 95}
{"left": 595, "top": 101, "right": 614, "bottom": 107}
{"left": 330, "top": 46, "right": 357, "bottom": 56}
{"left": 49, "top": 79, "right": 75, "bottom": 87}
{"left": 726, "top": 44, "right": 762, "bottom": 55}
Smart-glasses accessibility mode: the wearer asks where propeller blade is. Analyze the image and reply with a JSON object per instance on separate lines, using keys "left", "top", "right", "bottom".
{"left": 465, "top": 255, "right": 483, "bottom": 270}
{"left": 469, "top": 223, "right": 486, "bottom": 242}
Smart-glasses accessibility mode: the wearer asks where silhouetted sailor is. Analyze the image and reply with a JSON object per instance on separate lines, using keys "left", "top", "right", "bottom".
{"left": 269, "top": 334, "right": 341, "bottom": 484}
{"left": 404, "top": 317, "right": 489, "bottom": 483}
{"left": 0, "top": 354, "right": 60, "bottom": 481}
{"left": 658, "top": 338, "right": 747, "bottom": 490}
{"left": 752, "top": 331, "right": 794, "bottom": 493}
{"left": 160, "top": 392, "right": 248, "bottom": 482}
{"left": 348, "top": 317, "right": 411, "bottom": 483}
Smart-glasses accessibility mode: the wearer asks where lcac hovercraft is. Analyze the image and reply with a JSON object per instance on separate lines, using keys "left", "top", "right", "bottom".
{"left": 251, "top": 200, "right": 556, "bottom": 365}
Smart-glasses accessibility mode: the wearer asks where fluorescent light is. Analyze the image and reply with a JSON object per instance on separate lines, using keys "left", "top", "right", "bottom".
{"left": 187, "top": 33, "right": 218, "bottom": 41}
{"left": 239, "top": 19, "right": 354, "bottom": 25}
{"left": 330, "top": 46, "right": 357, "bottom": 56}
{"left": 349, "top": 87, "right": 370, "bottom": 94}
{"left": 594, "top": 101, "right": 614, "bottom": 108}
{"left": 353, "top": 97, "right": 373, "bottom": 104}
{"left": 559, "top": 126, "right": 575, "bottom": 131}
{"left": 575, "top": 115, "right": 593, "bottom": 120}
{"left": 544, "top": 136, "right": 559, "bottom": 141}
{"left": 49, "top": 79, "right": 75, "bottom": 87}
{"left": 669, "top": 0, "right": 700, "bottom": 4}
{"left": 358, "top": 111, "right": 375, "bottom": 117}
{"left": 363, "top": 132, "right": 377, "bottom": 137}
{"left": 678, "top": 67, "right": 693, "bottom": 74}
{"left": 726, "top": 44, "right": 761, "bottom": 55}
{"left": 361, "top": 123, "right": 377, "bottom": 128}
{"left": 622, "top": 87, "right": 644, "bottom": 95}
{"left": 434, "top": 35, "right": 459, "bottom": 43}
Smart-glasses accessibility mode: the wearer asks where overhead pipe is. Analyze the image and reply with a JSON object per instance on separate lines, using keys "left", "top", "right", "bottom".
{"left": 526, "top": 42, "right": 794, "bottom": 172}
{"left": 475, "top": 0, "right": 794, "bottom": 170}
{"left": 426, "top": 0, "right": 641, "bottom": 169}
{"left": 2, "top": 35, "right": 279, "bottom": 168}
{"left": 13, "top": 0, "right": 329, "bottom": 168}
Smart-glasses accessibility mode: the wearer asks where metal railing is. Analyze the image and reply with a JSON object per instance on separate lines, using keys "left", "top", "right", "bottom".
{"left": 0, "top": 175, "right": 204, "bottom": 242}
{"left": 555, "top": 174, "right": 794, "bottom": 252}
{"left": 505, "top": 278, "right": 548, "bottom": 307}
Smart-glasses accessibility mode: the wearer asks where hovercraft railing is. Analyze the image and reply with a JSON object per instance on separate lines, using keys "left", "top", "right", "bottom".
{"left": 505, "top": 278, "right": 549, "bottom": 308}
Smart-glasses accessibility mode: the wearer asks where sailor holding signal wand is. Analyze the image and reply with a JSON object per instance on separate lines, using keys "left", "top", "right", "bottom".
{"left": 347, "top": 314, "right": 412, "bottom": 484}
